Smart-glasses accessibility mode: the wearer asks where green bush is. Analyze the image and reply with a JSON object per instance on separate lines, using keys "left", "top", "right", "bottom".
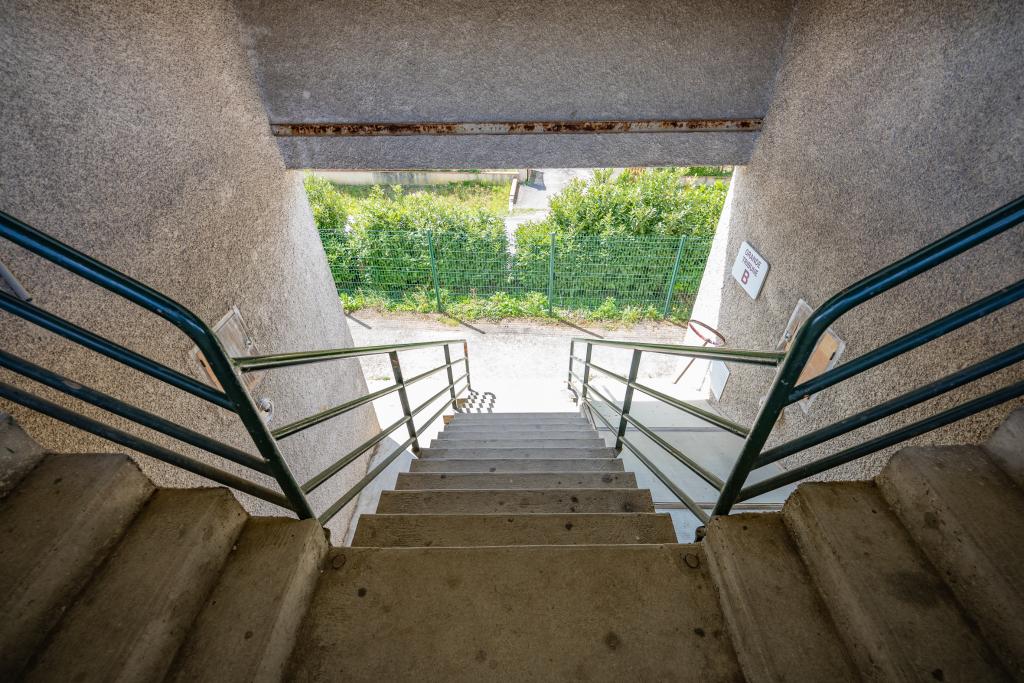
{"left": 323, "top": 185, "right": 509, "bottom": 298}
{"left": 309, "top": 168, "right": 724, "bottom": 321}
{"left": 511, "top": 169, "right": 724, "bottom": 311}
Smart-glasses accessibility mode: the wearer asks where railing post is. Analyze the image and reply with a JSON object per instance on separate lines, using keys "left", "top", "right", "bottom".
{"left": 547, "top": 232, "right": 556, "bottom": 315}
{"left": 463, "top": 340, "right": 473, "bottom": 391}
{"left": 614, "top": 349, "right": 642, "bottom": 452}
{"left": 388, "top": 351, "right": 421, "bottom": 453}
{"left": 567, "top": 339, "right": 575, "bottom": 392}
{"left": 582, "top": 343, "right": 593, "bottom": 402}
{"left": 663, "top": 235, "right": 687, "bottom": 318}
{"left": 427, "top": 230, "right": 443, "bottom": 313}
{"left": 443, "top": 343, "right": 457, "bottom": 407}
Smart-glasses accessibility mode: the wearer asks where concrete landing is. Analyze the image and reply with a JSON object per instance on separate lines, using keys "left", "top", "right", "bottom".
{"left": 289, "top": 545, "right": 741, "bottom": 682}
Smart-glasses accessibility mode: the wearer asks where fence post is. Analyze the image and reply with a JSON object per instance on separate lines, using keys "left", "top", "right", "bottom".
{"left": 662, "top": 235, "right": 687, "bottom": 318}
{"left": 547, "top": 232, "right": 556, "bottom": 315}
{"left": 427, "top": 230, "right": 442, "bottom": 313}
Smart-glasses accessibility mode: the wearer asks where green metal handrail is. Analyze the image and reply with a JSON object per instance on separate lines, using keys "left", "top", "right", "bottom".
{"left": 568, "top": 194, "right": 1024, "bottom": 529}
{"left": 0, "top": 209, "right": 470, "bottom": 525}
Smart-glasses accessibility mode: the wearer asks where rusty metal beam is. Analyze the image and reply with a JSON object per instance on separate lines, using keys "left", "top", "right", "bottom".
{"left": 270, "top": 118, "right": 762, "bottom": 137}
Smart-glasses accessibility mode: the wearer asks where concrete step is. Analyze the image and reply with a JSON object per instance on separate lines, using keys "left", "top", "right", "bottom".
{"left": 783, "top": 481, "right": 1006, "bottom": 681}
{"left": 443, "top": 423, "right": 595, "bottom": 434}
{"left": 289, "top": 545, "right": 741, "bottom": 681}
{"left": 428, "top": 438, "right": 607, "bottom": 450}
{"left": 985, "top": 406, "right": 1024, "bottom": 489}
{"left": 0, "top": 454, "right": 154, "bottom": 678}
{"left": 876, "top": 445, "right": 1024, "bottom": 678}
{"left": 376, "top": 488, "right": 656, "bottom": 514}
{"left": 167, "top": 518, "right": 328, "bottom": 683}
{"left": 352, "top": 513, "right": 677, "bottom": 547}
{"left": 26, "top": 488, "right": 247, "bottom": 682}
{"left": 410, "top": 458, "right": 625, "bottom": 473}
{"left": 451, "top": 412, "right": 584, "bottom": 421}
{"left": 449, "top": 418, "right": 590, "bottom": 428}
{"left": 703, "top": 513, "right": 859, "bottom": 682}
{"left": 0, "top": 412, "right": 45, "bottom": 499}
{"left": 396, "top": 472, "right": 637, "bottom": 490}
{"left": 420, "top": 447, "right": 616, "bottom": 459}
{"left": 437, "top": 430, "right": 600, "bottom": 442}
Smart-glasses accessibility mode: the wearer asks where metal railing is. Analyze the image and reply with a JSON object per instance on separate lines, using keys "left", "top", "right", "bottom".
{"left": 569, "top": 194, "right": 1024, "bottom": 529}
{"left": 0, "top": 210, "right": 470, "bottom": 525}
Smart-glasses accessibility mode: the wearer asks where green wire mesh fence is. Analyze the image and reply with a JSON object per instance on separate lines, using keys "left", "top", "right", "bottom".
{"left": 319, "top": 227, "right": 713, "bottom": 319}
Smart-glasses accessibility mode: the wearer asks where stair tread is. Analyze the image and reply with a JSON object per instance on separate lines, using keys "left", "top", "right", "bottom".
{"left": 352, "top": 513, "right": 677, "bottom": 547}
{"left": 410, "top": 458, "right": 624, "bottom": 473}
{"left": 704, "top": 513, "right": 859, "bottom": 682}
{"left": 420, "top": 447, "right": 616, "bottom": 459}
{"left": 289, "top": 544, "right": 740, "bottom": 681}
{"left": 443, "top": 424, "right": 594, "bottom": 432}
{"left": 377, "top": 488, "right": 656, "bottom": 514}
{"left": 783, "top": 481, "right": 1006, "bottom": 681}
{"left": 877, "top": 445, "right": 1024, "bottom": 677}
{"left": 429, "top": 438, "right": 607, "bottom": 449}
{"left": 0, "top": 454, "right": 153, "bottom": 678}
{"left": 396, "top": 471, "right": 637, "bottom": 490}
{"left": 26, "top": 488, "right": 247, "bottom": 682}
{"left": 437, "top": 431, "right": 601, "bottom": 441}
{"left": 167, "top": 518, "right": 327, "bottom": 683}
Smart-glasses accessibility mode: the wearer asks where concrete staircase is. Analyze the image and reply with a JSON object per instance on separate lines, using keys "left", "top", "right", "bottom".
{"left": 1, "top": 409, "right": 1022, "bottom": 681}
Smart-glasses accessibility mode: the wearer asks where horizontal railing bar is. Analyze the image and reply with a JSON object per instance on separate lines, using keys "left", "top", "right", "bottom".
{"left": 301, "top": 414, "right": 411, "bottom": 494}
{"left": 570, "top": 355, "right": 587, "bottom": 365}
{"left": 588, "top": 360, "right": 749, "bottom": 437}
{"left": 573, "top": 337, "right": 784, "bottom": 366}
{"left": 584, "top": 383, "right": 623, "bottom": 416}
{"left": 582, "top": 396, "right": 618, "bottom": 433}
{"left": 234, "top": 339, "right": 466, "bottom": 372}
{"left": 0, "top": 210, "right": 226, "bottom": 358}
{"left": 759, "top": 343, "right": 1024, "bottom": 467}
{"left": 622, "top": 413, "right": 724, "bottom": 490}
{"left": 272, "top": 382, "right": 403, "bottom": 440}
{"left": 0, "top": 381, "right": 291, "bottom": 509}
{"left": 403, "top": 359, "right": 462, "bottom": 387}
{"left": 409, "top": 374, "right": 468, "bottom": 421}
{"left": 738, "top": 379, "right": 1024, "bottom": 502}
{"left": 778, "top": 196, "right": 1024, "bottom": 356}
{"left": 790, "top": 279, "right": 1024, "bottom": 402}
{"left": 0, "top": 291, "right": 233, "bottom": 410}
{"left": 620, "top": 434, "right": 710, "bottom": 524}
{"left": 0, "top": 349, "right": 269, "bottom": 474}
{"left": 319, "top": 435, "right": 416, "bottom": 525}
{"left": 319, "top": 383, "right": 468, "bottom": 524}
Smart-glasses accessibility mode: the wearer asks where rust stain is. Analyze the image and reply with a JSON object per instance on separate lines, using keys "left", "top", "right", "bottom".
{"left": 270, "top": 118, "right": 762, "bottom": 137}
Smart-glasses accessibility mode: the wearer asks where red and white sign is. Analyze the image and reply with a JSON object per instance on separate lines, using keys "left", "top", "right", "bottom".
{"left": 731, "top": 241, "right": 769, "bottom": 300}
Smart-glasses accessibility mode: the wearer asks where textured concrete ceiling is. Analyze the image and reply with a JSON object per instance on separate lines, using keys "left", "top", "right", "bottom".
{"left": 235, "top": 0, "right": 795, "bottom": 168}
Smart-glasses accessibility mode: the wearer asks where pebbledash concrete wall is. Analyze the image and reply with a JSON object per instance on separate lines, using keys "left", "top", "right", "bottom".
{"left": 689, "top": 0, "right": 1024, "bottom": 481}
{"left": 0, "top": 0, "right": 380, "bottom": 537}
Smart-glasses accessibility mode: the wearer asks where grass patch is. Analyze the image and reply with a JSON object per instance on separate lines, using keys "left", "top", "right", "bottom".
{"left": 339, "top": 289, "right": 692, "bottom": 324}
{"left": 330, "top": 180, "right": 511, "bottom": 216}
